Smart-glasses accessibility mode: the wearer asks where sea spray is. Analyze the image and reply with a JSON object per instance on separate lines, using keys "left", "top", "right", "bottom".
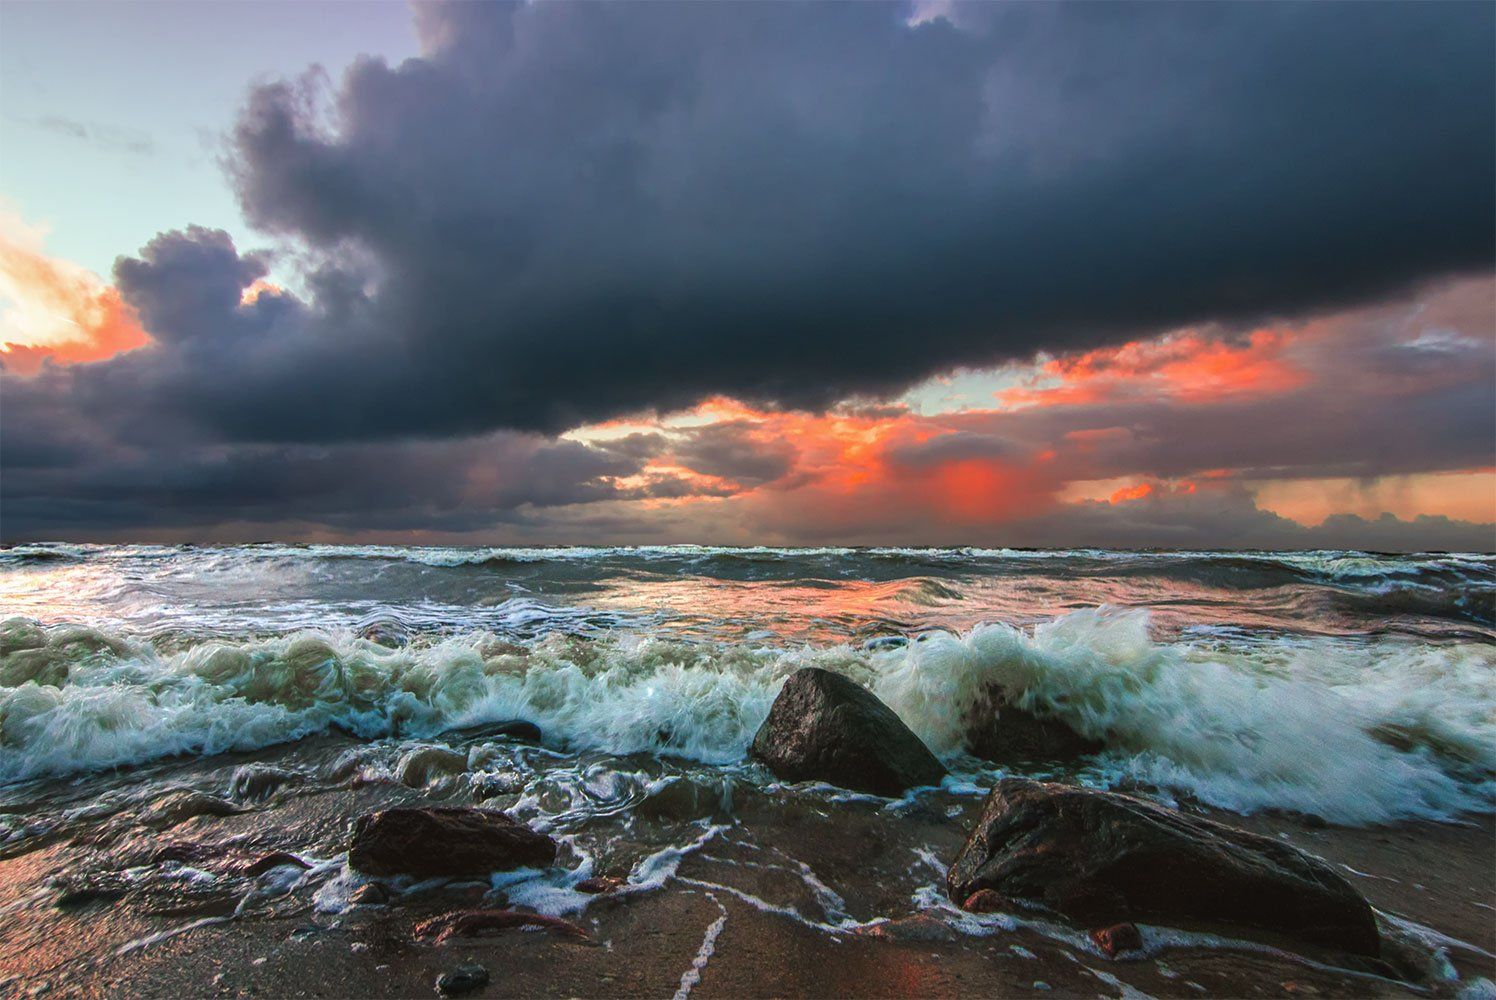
{"left": 1, "top": 607, "right": 1491, "bottom": 823}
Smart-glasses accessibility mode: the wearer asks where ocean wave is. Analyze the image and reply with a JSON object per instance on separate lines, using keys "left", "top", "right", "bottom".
{"left": 1, "top": 608, "right": 1491, "bottom": 824}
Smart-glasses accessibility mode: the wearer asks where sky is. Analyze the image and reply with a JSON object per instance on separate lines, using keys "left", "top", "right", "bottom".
{"left": 1, "top": 0, "right": 1493, "bottom": 550}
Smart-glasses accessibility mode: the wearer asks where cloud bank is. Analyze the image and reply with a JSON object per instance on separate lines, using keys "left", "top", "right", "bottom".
{"left": 2, "top": 1, "right": 1492, "bottom": 547}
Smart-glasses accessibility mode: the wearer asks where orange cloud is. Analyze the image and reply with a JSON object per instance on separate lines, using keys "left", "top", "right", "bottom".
{"left": 607, "top": 397, "right": 1067, "bottom": 535}
{"left": 1001, "top": 328, "right": 1309, "bottom": 409}
{"left": 1108, "top": 481, "right": 1154, "bottom": 503}
{"left": 0, "top": 212, "right": 150, "bottom": 375}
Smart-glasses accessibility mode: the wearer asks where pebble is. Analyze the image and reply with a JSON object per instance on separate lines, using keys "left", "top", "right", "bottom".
{"left": 436, "top": 963, "right": 490, "bottom": 996}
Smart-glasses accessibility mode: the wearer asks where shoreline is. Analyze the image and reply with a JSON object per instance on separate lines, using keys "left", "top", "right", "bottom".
{"left": 1, "top": 732, "right": 1491, "bottom": 999}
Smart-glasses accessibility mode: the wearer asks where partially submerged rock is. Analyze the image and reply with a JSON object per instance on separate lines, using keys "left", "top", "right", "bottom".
{"left": 1090, "top": 922, "right": 1144, "bottom": 958}
{"left": 395, "top": 746, "right": 467, "bottom": 787}
{"left": 348, "top": 806, "right": 557, "bottom": 878}
{"left": 749, "top": 667, "right": 946, "bottom": 796}
{"left": 960, "top": 888, "right": 1005, "bottom": 914}
{"left": 946, "top": 779, "right": 1379, "bottom": 956}
{"left": 348, "top": 882, "right": 390, "bottom": 906}
{"left": 637, "top": 776, "right": 729, "bottom": 821}
{"left": 448, "top": 719, "right": 543, "bottom": 744}
{"left": 964, "top": 684, "right": 1102, "bottom": 764}
{"left": 139, "top": 790, "right": 240, "bottom": 830}
{"left": 238, "top": 852, "right": 312, "bottom": 877}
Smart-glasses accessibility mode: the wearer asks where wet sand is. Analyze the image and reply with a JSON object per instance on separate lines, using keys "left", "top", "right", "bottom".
{"left": 0, "top": 735, "right": 1491, "bottom": 999}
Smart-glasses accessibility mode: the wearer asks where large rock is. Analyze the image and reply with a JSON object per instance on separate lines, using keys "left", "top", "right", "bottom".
{"left": 348, "top": 806, "right": 557, "bottom": 878}
{"left": 964, "top": 684, "right": 1102, "bottom": 763}
{"left": 947, "top": 779, "right": 1379, "bottom": 956}
{"left": 750, "top": 667, "right": 946, "bottom": 796}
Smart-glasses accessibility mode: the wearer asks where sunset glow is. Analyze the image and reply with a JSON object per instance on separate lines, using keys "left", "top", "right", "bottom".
{"left": 0, "top": 1, "right": 1490, "bottom": 551}
{"left": 0, "top": 211, "right": 149, "bottom": 374}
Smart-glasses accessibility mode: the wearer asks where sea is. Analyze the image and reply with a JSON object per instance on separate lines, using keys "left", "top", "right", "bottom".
{"left": 2, "top": 542, "right": 1494, "bottom": 994}
{"left": 2, "top": 543, "right": 1491, "bottom": 825}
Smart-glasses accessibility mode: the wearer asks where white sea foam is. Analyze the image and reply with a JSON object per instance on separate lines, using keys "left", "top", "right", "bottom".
{"left": 1, "top": 608, "right": 1491, "bottom": 824}
{"left": 673, "top": 895, "right": 728, "bottom": 1000}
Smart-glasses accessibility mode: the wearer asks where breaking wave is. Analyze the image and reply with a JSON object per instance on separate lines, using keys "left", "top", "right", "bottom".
{"left": 1, "top": 607, "right": 1490, "bottom": 824}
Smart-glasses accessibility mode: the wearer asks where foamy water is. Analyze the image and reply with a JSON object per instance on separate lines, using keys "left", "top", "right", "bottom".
{"left": 1, "top": 544, "right": 1491, "bottom": 824}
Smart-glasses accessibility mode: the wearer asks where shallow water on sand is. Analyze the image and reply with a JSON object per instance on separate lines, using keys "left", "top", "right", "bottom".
{"left": 0, "top": 545, "right": 1492, "bottom": 996}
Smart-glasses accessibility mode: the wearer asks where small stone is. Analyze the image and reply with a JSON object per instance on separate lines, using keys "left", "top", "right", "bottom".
{"left": 436, "top": 964, "right": 489, "bottom": 996}
{"left": 1090, "top": 922, "right": 1144, "bottom": 957}
{"left": 575, "top": 875, "right": 627, "bottom": 895}
{"left": 961, "top": 888, "right": 1006, "bottom": 913}
{"left": 349, "top": 883, "right": 390, "bottom": 906}
{"left": 1282, "top": 982, "right": 1323, "bottom": 997}
{"left": 53, "top": 884, "right": 126, "bottom": 909}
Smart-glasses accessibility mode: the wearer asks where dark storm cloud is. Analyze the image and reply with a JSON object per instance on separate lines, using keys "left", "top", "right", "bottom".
{"left": 41, "top": 0, "right": 1496, "bottom": 444}
{"left": 887, "top": 431, "right": 1022, "bottom": 469}
{"left": 670, "top": 421, "right": 797, "bottom": 486}
{"left": 0, "top": 419, "right": 651, "bottom": 537}
{"left": 938, "top": 277, "right": 1496, "bottom": 484}
{"left": 3, "top": 1, "right": 1493, "bottom": 542}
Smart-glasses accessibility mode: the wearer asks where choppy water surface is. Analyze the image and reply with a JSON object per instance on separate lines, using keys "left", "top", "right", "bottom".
{"left": 1, "top": 543, "right": 1492, "bottom": 825}
{"left": 1, "top": 543, "right": 1494, "bottom": 996}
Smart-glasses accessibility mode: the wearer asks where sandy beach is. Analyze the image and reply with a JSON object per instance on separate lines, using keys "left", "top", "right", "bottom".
{"left": 1, "top": 726, "right": 1491, "bottom": 1000}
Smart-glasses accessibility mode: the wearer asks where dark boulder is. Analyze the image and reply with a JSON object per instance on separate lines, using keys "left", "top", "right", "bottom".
{"left": 947, "top": 779, "right": 1379, "bottom": 957}
{"left": 348, "top": 806, "right": 557, "bottom": 878}
{"left": 750, "top": 667, "right": 946, "bottom": 796}
{"left": 964, "top": 684, "right": 1102, "bottom": 763}
{"left": 448, "top": 719, "right": 542, "bottom": 743}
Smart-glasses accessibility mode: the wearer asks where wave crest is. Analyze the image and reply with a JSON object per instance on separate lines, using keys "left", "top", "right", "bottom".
{"left": 1, "top": 609, "right": 1491, "bottom": 824}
